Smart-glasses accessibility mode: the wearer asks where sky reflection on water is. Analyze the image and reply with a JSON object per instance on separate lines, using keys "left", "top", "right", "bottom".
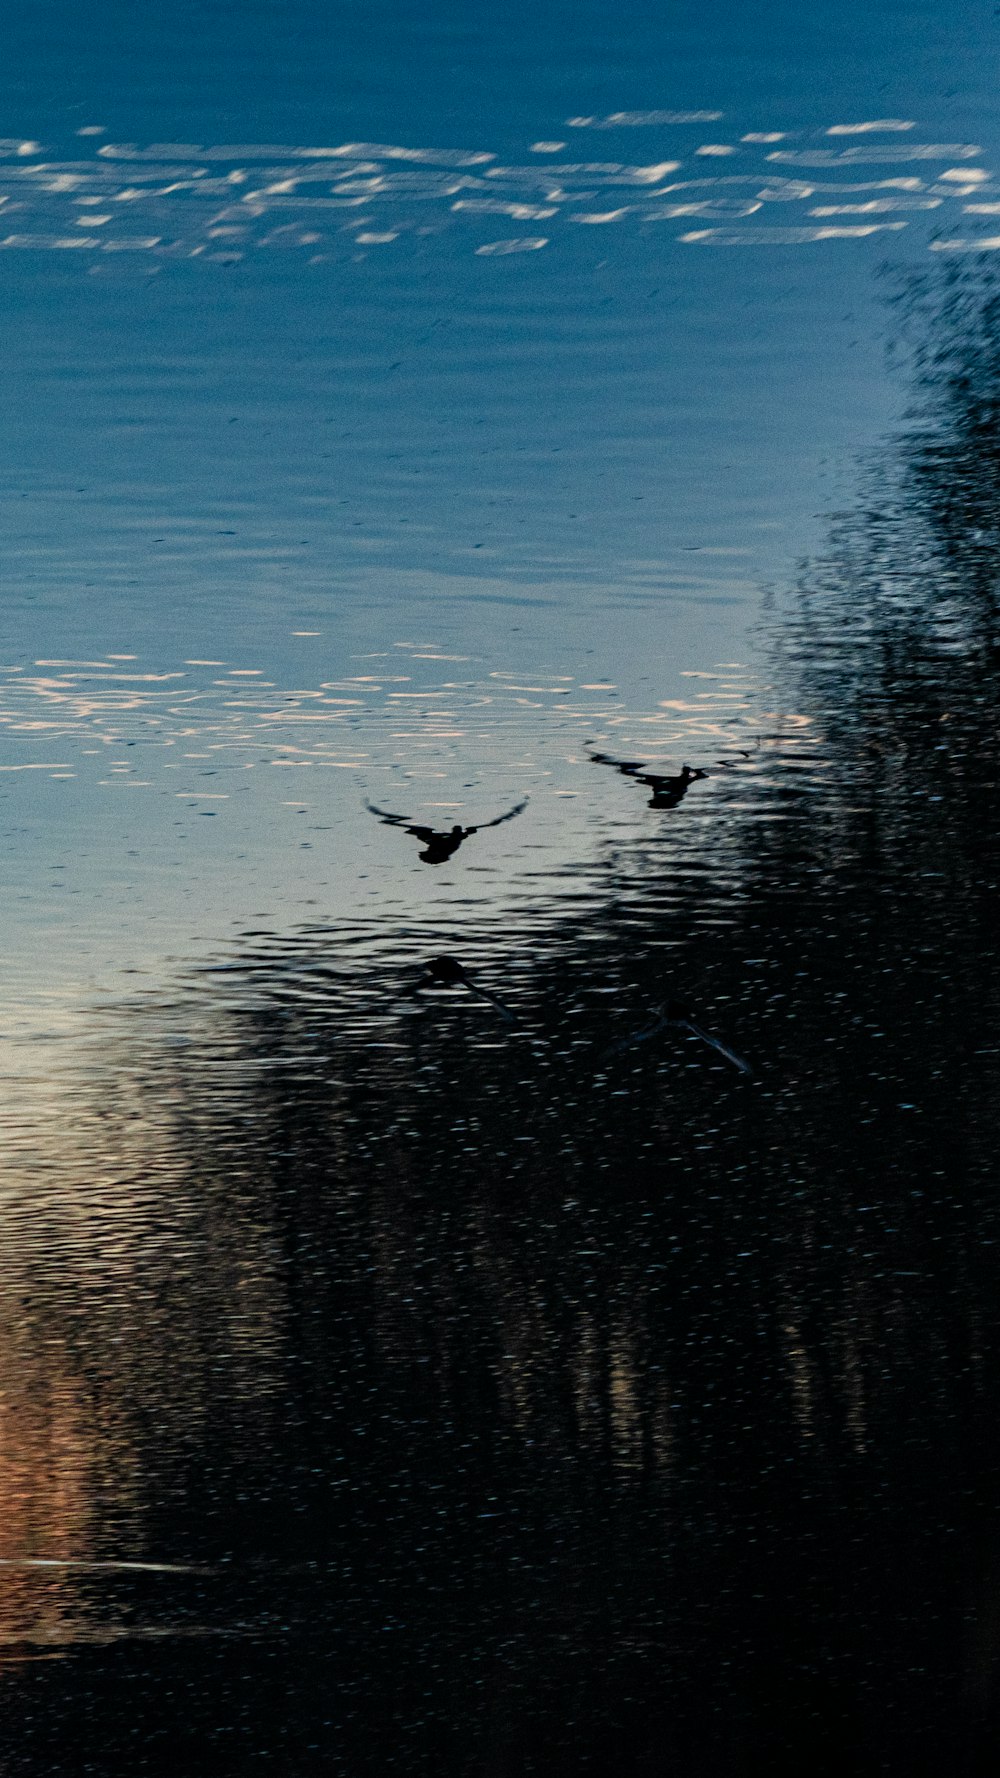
{"left": 0, "top": 645, "right": 799, "bottom": 1028}
{"left": 1, "top": 123, "right": 991, "bottom": 261}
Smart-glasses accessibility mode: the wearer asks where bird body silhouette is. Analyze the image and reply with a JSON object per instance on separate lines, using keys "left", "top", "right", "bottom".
{"left": 588, "top": 751, "right": 708, "bottom": 809}
{"left": 608, "top": 999, "right": 752, "bottom": 1073}
{"left": 412, "top": 955, "right": 517, "bottom": 1022}
{"left": 366, "top": 797, "right": 527, "bottom": 862}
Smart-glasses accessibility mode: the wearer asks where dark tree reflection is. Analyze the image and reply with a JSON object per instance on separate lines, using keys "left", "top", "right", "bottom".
{"left": 4, "top": 266, "right": 1000, "bottom": 1776}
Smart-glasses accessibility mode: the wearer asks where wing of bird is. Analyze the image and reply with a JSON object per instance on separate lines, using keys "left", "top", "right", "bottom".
{"left": 473, "top": 797, "right": 529, "bottom": 832}
{"left": 589, "top": 752, "right": 647, "bottom": 779}
{"left": 364, "top": 800, "right": 411, "bottom": 827}
{"left": 405, "top": 825, "right": 438, "bottom": 843}
{"left": 605, "top": 1007, "right": 750, "bottom": 1071}
{"left": 682, "top": 1019, "right": 753, "bottom": 1075}
{"left": 604, "top": 1009, "right": 670, "bottom": 1055}
{"left": 414, "top": 970, "right": 517, "bottom": 1023}
{"left": 467, "top": 982, "right": 518, "bottom": 1023}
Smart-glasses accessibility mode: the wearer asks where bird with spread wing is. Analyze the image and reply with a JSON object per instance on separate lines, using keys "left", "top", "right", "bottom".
{"left": 588, "top": 750, "right": 708, "bottom": 810}
{"left": 364, "top": 796, "right": 528, "bottom": 863}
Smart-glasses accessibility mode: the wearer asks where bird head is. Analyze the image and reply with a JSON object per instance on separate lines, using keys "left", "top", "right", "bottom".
{"left": 424, "top": 955, "right": 467, "bottom": 985}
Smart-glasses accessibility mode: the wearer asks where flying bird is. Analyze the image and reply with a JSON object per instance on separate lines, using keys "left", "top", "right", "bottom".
{"left": 587, "top": 751, "right": 708, "bottom": 810}
{"left": 411, "top": 955, "right": 518, "bottom": 1022}
{"left": 365, "top": 797, "right": 528, "bottom": 863}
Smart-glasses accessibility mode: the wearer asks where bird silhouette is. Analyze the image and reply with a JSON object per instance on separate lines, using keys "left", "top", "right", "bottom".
{"left": 411, "top": 955, "right": 517, "bottom": 1022}
{"left": 607, "top": 998, "right": 752, "bottom": 1073}
{"left": 365, "top": 797, "right": 528, "bottom": 863}
{"left": 587, "top": 751, "right": 708, "bottom": 809}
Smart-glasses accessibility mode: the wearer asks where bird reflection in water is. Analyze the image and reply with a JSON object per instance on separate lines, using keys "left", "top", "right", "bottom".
{"left": 412, "top": 955, "right": 518, "bottom": 1023}
{"left": 587, "top": 751, "right": 708, "bottom": 809}
{"left": 608, "top": 999, "right": 752, "bottom": 1073}
{"left": 365, "top": 797, "right": 528, "bottom": 863}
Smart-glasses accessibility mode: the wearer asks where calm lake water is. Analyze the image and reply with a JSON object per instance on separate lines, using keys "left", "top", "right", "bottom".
{"left": 3, "top": 3, "right": 1000, "bottom": 1773}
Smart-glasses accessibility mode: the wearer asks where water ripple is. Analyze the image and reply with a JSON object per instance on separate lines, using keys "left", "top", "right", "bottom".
{"left": 0, "top": 118, "right": 994, "bottom": 265}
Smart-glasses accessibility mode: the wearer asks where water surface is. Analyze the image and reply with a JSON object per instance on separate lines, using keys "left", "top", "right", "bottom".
{"left": 3, "top": 3, "right": 1000, "bottom": 1773}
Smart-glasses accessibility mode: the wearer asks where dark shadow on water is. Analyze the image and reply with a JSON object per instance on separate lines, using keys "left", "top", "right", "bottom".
{"left": 587, "top": 751, "right": 710, "bottom": 810}
{"left": 2, "top": 265, "right": 1000, "bottom": 1774}
{"left": 365, "top": 797, "right": 529, "bottom": 865}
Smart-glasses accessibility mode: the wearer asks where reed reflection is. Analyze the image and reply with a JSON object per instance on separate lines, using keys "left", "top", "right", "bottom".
{"left": 0, "top": 1056, "right": 285, "bottom": 1663}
